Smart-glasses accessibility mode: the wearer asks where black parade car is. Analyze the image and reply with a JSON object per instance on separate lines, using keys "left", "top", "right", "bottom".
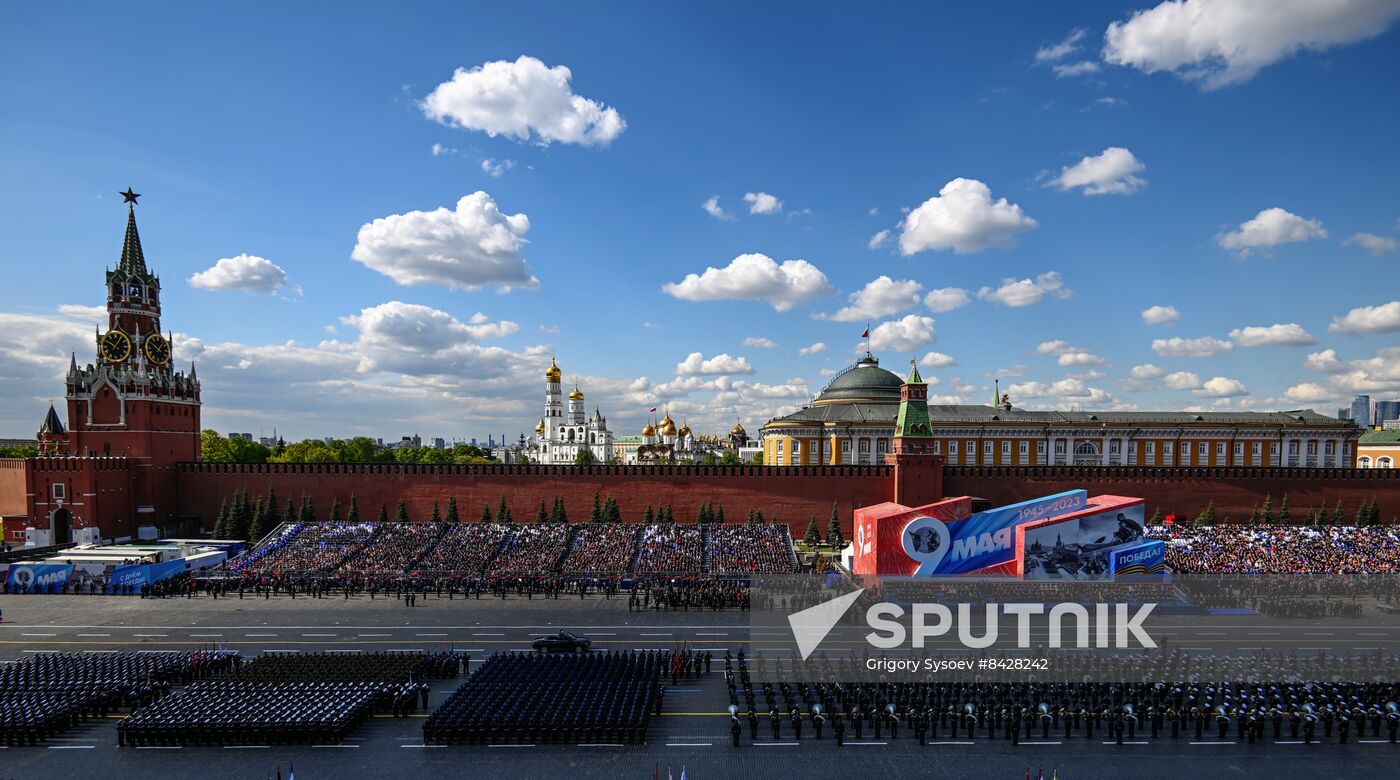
{"left": 531, "top": 630, "right": 593, "bottom": 652}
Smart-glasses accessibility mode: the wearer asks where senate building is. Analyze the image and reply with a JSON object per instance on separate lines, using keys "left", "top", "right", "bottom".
{"left": 760, "top": 352, "right": 1360, "bottom": 469}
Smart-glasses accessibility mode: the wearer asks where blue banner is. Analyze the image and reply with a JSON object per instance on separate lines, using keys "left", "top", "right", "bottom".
{"left": 904, "top": 490, "right": 1088, "bottom": 576}
{"left": 5, "top": 563, "right": 74, "bottom": 593}
{"left": 107, "top": 558, "right": 187, "bottom": 593}
{"left": 1110, "top": 540, "right": 1167, "bottom": 581}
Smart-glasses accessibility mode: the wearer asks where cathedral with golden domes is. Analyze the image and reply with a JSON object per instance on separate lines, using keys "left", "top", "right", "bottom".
{"left": 521, "top": 358, "right": 614, "bottom": 464}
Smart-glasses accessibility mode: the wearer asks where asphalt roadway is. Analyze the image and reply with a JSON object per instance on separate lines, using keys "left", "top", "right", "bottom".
{"left": 2, "top": 592, "right": 1398, "bottom": 779}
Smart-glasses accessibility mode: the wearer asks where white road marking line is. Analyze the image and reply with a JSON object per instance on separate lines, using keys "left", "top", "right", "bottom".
{"left": 358, "top": 633, "right": 391, "bottom": 637}
{"left": 244, "top": 633, "right": 277, "bottom": 637}
{"left": 48, "top": 745, "right": 95, "bottom": 749}
{"left": 1190, "top": 741, "right": 1235, "bottom": 745}
{"left": 1303, "top": 632, "right": 1334, "bottom": 636}
{"left": 641, "top": 632, "right": 673, "bottom": 636}
{"left": 472, "top": 632, "right": 504, "bottom": 636}
{"left": 487, "top": 744, "right": 533, "bottom": 748}
{"left": 578, "top": 743, "right": 624, "bottom": 747}
{"left": 189, "top": 634, "right": 223, "bottom": 638}
{"left": 1021, "top": 741, "right": 1062, "bottom": 745}
{"left": 666, "top": 742, "right": 713, "bottom": 746}
{"left": 76, "top": 633, "right": 110, "bottom": 637}
{"left": 301, "top": 633, "right": 337, "bottom": 637}
{"left": 928, "top": 741, "right": 974, "bottom": 745}
{"left": 1102, "top": 741, "right": 1149, "bottom": 745}
{"left": 415, "top": 633, "right": 447, "bottom": 637}
{"left": 313, "top": 744, "right": 358, "bottom": 748}
{"left": 696, "top": 632, "right": 728, "bottom": 636}
{"left": 224, "top": 745, "right": 271, "bottom": 749}
{"left": 847, "top": 741, "right": 889, "bottom": 745}
{"left": 754, "top": 742, "right": 800, "bottom": 746}
{"left": 133, "top": 633, "right": 168, "bottom": 637}
{"left": 135, "top": 746, "right": 182, "bottom": 750}
{"left": 21, "top": 633, "right": 56, "bottom": 637}
{"left": 1247, "top": 632, "right": 1280, "bottom": 636}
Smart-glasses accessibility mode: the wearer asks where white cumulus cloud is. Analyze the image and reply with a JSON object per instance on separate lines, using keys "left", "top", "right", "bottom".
{"left": 799, "top": 342, "right": 827, "bottom": 356}
{"left": 1229, "top": 322, "right": 1318, "bottom": 347}
{"left": 867, "top": 315, "right": 938, "bottom": 352}
{"left": 1344, "top": 232, "right": 1398, "bottom": 255}
{"left": 662, "top": 253, "right": 834, "bottom": 311}
{"left": 867, "top": 229, "right": 891, "bottom": 250}
{"left": 1103, "top": 0, "right": 1400, "bottom": 89}
{"left": 351, "top": 192, "right": 537, "bottom": 292}
{"left": 924, "top": 287, "right": 972, "bottom": 313}
{"left": 1164, "top": 371, "right": 1202, "bottom": 390}
{"left": 743, "top": 192, "right": 783, "bottom": 215}
{"left": 189, "top": 254, "right": 292, "bottom": 295}
{"left": 421, "top": 55, "right": 625, "bottom": 146}
{"left": 899, "top": 178, "right": 1037, "bottom": 255}
{"left": 701, "top": 196, "right": 734, "bottom": 221}
{"left": 1140, "top": 305, "right": 1180, "bottom": 325}
{"left": 977, "top": 271, "right": 1073, "bottom": 307}
{"left": 1304, "top": 349, "right": 1347, "bottom": 373}
{"left": 1050, "top": 147, "right": 1147, "bottom": 196}
{"left": 1131, "top": 364, "right": 1166, "bottom": 380}
{"left": 1329, "top": 301, "right": 1400, "bottom": 334}
{"left": 1218, "top": 207, "right": 1327, "bottom": 257}
{"left": 675, "top": 352, "right": 755, "bottom": 376}
{"left": 480, "top": 158, "right": 515, "bottom": 178}
{"left": 818, "top": 276, "right": 923, "bottom": 322}
{"left": 921, "top": 351, "right": 958, "bottom": 368}
{"left": 1152, "top": 336, "right": 1234, "bottom": 358}
{"left": 1193, "top": 376, "right": 1249, "bottom": 397}
{"left": 1284, "top": 382, "right": 1335, "bottom": 403}
{"left": 743, "top": 337, "right": 776, "bottom": 349}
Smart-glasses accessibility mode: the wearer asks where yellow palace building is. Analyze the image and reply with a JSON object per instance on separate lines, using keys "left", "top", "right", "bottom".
{"left": 760, "top": 352, "right": 1361, "bottom": 468}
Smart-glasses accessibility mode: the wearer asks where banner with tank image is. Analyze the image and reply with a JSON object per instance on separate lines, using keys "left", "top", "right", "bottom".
{"left": 1016, "top": 496, "right": 1147, "bottom": 581}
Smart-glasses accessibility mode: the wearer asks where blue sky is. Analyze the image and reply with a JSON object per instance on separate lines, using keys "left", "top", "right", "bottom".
{"left": 2, "top": 1, "right": 1399, "bottom": 442}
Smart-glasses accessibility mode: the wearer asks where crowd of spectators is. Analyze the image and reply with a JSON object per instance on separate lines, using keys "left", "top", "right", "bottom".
{"left": 559, "top": 525, "right": 638, "bottom": 573}
{"left": 343, "top": 522, "right": 446, "bottom": 575}
{"left": 708, "top": 524, "right": 798, "bottom": 573}
{"left": 492, "top": 524, "right": 570, "bottom": 573}
{"left": 414, "top": 523, "right": 512, "bottom": 574}
{"left": 230, "top": 522, "right": 377, "bottom": 576}
{"left": 634, "top": 525, "right": 705, "bottom": 573}
{"left": 1149, "top": 525, "right": 1400, "bottom": 574}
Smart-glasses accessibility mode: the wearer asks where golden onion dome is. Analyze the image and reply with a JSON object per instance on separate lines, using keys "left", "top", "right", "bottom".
{"left": 730, "top": 420, "right": 747, "bottom": 435}
{"left": 660, "top": 420, "right": 678, "bottom": 436}
{"left": 545, "top": 357, "right": 562, "bottom": 381}
{"left": 569, "top": 385, "right": 585, "bottom": 401}
{"left": 678, "top": 421, "right": 691, "bottom": 437}
{"left": 535, "top": 418, "right": 545, "bottom": 435}
{"left": 642, "top": 422, "right": 656, "bottom": 436}
{"left": 659, "top": 411, "right": 674, "bottom": 427}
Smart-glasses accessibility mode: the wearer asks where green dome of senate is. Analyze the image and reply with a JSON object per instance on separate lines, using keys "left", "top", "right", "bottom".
{"left": 812, "top": 354, "right": 904, "bottom": 405}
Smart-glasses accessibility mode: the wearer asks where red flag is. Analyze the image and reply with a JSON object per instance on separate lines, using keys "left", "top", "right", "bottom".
{"left": 860, "top": 328, "right": 869, "bottom": 338}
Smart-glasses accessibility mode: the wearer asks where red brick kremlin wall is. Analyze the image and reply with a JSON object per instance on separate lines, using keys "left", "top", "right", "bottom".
{"left": 175, "top": 462, "right": 900, "bottom": 533}
{"left": 942, "top": 465, "right": 1400, "bottom": 522}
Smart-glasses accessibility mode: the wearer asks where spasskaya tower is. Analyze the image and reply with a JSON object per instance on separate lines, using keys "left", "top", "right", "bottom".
{"left": 31, "top": 189, "right": 202, "bottom": 536}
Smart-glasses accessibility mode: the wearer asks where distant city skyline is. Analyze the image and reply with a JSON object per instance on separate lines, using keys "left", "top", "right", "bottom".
{"left": 4, "top": 3, "right": 1399, "bottom": 441}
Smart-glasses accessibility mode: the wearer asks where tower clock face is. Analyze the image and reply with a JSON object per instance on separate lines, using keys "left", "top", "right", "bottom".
{"left": 143, "top": 332, "right": 171, "bottom": 365}
{"left": 99, "top": 329, "right": 131, "bottom": 363}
